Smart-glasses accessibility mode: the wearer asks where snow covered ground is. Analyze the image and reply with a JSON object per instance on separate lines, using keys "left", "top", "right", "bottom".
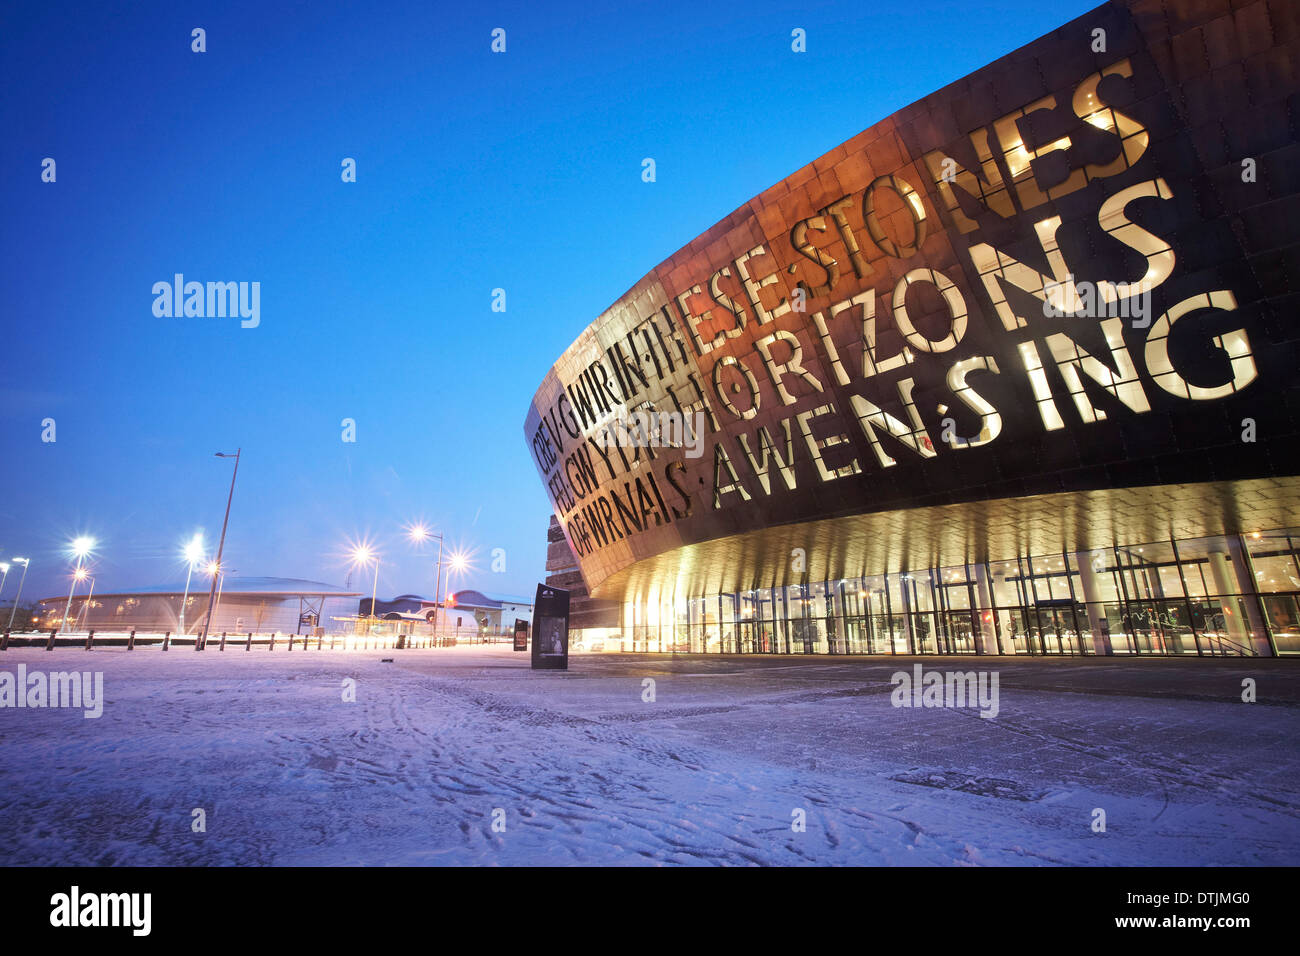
{"left": 1, "top": 645, "right": 1297, "bottom": 865}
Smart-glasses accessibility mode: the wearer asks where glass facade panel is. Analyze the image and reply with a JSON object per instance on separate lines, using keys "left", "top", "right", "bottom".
{"left": 615, "top": 527, "right": 1300, "bottom": 658}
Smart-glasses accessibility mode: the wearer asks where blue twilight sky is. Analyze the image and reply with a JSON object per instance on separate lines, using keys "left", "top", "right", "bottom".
{"left": 0, "top": 0, "right": 1098, "bottom": 603}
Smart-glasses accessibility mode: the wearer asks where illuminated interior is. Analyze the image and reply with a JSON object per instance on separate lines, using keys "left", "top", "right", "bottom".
{"left": 592, "top": 527, "right": 1300, "bottom": 658}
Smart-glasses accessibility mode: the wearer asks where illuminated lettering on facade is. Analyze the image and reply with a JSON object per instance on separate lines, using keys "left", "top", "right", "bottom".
{"left": 525, "top": 41, "right": 1271, "bottom": 589}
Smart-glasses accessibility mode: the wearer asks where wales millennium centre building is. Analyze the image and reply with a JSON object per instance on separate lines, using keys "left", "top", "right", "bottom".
{"left": 525, "top": 0, "right": 1300, "bottom": 659}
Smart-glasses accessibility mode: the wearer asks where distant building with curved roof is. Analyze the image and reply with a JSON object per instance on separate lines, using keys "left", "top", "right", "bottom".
{"left": 438, "top": 589, "right": 534, "bottom": 634}
{"left": 354, "top": 588, "right": 534, "bottom": 634}
{"left": 36, "top": 577, "right": 361, "bottom": 635}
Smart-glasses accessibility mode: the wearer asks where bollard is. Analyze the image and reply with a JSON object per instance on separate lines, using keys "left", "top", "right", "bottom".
{"left": 245, "top": 632, "right": 252, "bottom": 651}
{"left": 269, "top": 632, "right": 276, "bottom": 651}
{"left": 46, "top": 629, "right": 57, "bottom": 651}
{"left": 288, "top": 634, "right": 294, "bottom": 652}
{"left": 317, "top": 634, "right": 323, "bottom": 651}
{"left": 163, "top": 631, "right": 171, "bottom": 651}
{"left": 220, "top": 631, "right": 227, "bottom": 652}
{"left": 1, "top": 630, "right": 8, "bottom": 651}
{"left": 330, "top": 635, "right": 336, "bottom": 650}
{"left": 127, "top": 629, "right": 135, "bottom": 650}
{"left": 85, "top": 630, "right": 94, "bottom": 651}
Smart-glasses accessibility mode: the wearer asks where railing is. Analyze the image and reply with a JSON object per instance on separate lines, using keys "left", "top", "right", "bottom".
{"left": 1193, "top": 630, "right": 1258, "bottom": 657}
{"left": 0, "top": 627, "right": 491, "bottom": 652}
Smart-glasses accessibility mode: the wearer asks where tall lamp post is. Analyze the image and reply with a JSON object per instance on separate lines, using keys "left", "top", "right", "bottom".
{"left": 64, "top": 566, "right": 91, "bottom": 632}
{"left": 407, "top": 525, "right": 445, "bottom": 633}
{"left": 75, "top": 571, "right": 96, "bottom": 629}
{"left": 6, "top": 558, "right": 30, "bottom": 631}
{"left": 61, "top": 537, "right": 95, "bottom": 632}
{"left": 349, "top": 546, "right": 380, "bottom": 634}
{"left": 205, "top": 561, "right": 234, "bottom": 632}
{"left": 446, "top": 551, "right": 469, "bottom": 634}
{"left": 199, "top": 449, "right": 241, "bottom": 647}
{"left": 446, "top": 551, "right": 469, "bottom": 588}
{"left": 179, "top": 533, "right": 204, "bottom": 635}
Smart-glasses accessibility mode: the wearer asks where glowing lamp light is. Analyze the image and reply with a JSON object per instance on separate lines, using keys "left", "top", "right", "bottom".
{"left": 74, "top": 567, "right": 88, "bottom": 581}
{"left": 446, "top": 593, "right": 457, "bottom": 608}
{"left": 407, "top": 524, "right": 430, "bottom": 543}
{"left": 206, "top": 561, "right": 220, "bottom": 576}
{"left": 184, "top": 534, "right": 205, "bottom": 564}
{"left": 70, "top": 536, "right": 95, "bottom": 559}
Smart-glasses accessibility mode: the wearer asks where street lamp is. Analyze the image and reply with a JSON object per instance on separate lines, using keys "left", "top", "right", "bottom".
{"left": 64, "top": 566, "right": 89, "bottom": 632}
{"left": 0, "top": 563, "right": 9, "bottom": 605}
{"left": 443, "top": 549, "right": 477, "bottom": 636}
{"left": 62, "top": 537, "right": 95, "bottom": 632}
{"left": 179, "top": 533, "right": 204, "bottom": 635}
{"left": 407, "top": 524, "right": 446, "bottom": 633}
{"left": 199, "top": 449, "right": 241, "bottom": 648}
{"left": 204, "top": 561, "right": 234, "bottom": 632}
{"left": 6, "top": 558, "right": 30, "bottom": 631}
{"left": 74, "top": 569, "right": 97, "bottom": 629}
{"left": 351, "top": 545, "right": 381, "bottom": 623}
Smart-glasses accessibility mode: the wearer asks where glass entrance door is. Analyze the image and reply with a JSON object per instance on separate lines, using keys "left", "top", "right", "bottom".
{"left": 1027, "top": 605, "right": 1084, "bottom": 655}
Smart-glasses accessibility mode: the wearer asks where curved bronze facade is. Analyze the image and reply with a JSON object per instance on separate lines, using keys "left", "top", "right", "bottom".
{"left": 525, "top": 0, "right": 1300, "bottom": 621}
